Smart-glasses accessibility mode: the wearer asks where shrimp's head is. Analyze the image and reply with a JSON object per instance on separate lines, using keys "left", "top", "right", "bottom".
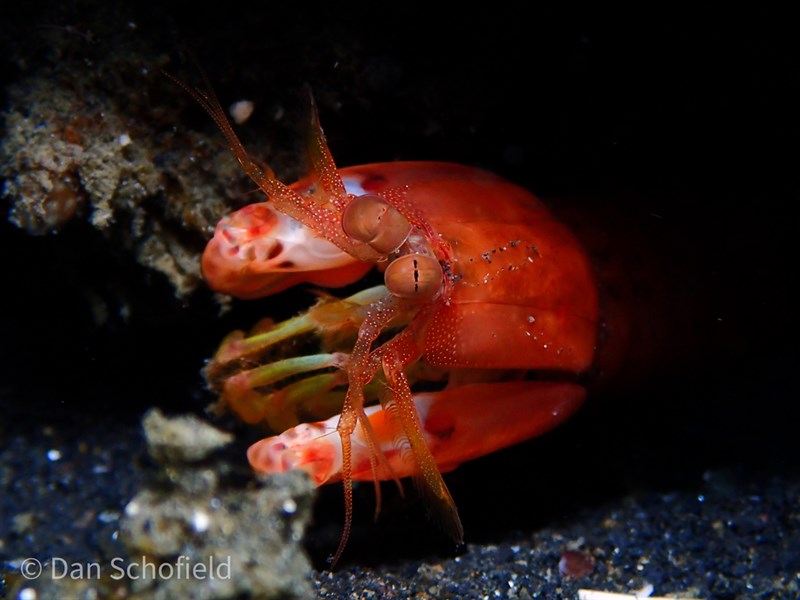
{"left": 202, "top": 202, "right": 371, "bottom": 299}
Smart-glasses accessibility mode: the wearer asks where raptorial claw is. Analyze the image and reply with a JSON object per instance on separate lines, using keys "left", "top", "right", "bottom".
{"left": 202, "top": 202, "right": 373, "bottom": 299}
{"left": 248, "top": 419, "right": 340, "bottom": 486}
{"left": 248, "top": 381, "right": 587, "bottom": 484}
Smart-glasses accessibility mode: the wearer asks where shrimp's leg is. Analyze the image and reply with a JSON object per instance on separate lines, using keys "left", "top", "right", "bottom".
{"left": 380, "top": 348, "right": 464, "bottom": 548}
{"left": 332, "top": 293, "right": 406, "bottom": 566}
{"left": 205, "top": 286, "right": 390, "bottom": 430}
{"left": 208, "top": 285, "right": 388, "bottom": 374}
{"left": 219, "top": 355, "right": 348, "bottom": 428}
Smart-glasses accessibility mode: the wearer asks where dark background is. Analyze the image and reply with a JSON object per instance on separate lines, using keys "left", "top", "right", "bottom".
{"left": 1, "top": 2, "right": 798, "bottom": 574}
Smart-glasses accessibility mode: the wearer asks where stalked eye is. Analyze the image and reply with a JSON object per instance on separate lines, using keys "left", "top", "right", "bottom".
{"left": 384, "top": 254, "right": 443, "bottom": 300}
{"left": 342, "top": 194, "right": 411, "bottom": 255}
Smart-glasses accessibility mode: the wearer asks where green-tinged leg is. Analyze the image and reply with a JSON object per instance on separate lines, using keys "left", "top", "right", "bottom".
{"left": 261, "top": 373, "right": 346, "bottom": 432}
{"left": 206, "top": 285, "right": 396, "bottom": 430}
{"left": 222, "top": 353, "right": 347, "bottom": 425}
{"left": 206, "top": 285, "right": 389, "bottom": 383}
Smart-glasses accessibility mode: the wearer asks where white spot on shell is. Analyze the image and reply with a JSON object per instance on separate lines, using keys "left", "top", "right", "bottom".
{"left": 341, "top": 176, "right": 368, "bottom": 196}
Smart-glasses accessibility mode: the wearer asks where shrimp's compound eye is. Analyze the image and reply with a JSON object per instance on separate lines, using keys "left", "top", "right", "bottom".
{"left": 342, "top": 194, "right": 411, "bottom": 255}
{"left": 384, "top": 254, "right": 443, "bottom": 300}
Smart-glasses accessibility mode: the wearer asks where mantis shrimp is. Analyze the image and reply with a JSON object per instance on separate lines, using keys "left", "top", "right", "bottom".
{"left": 170, "top": 74, "right": 623, "bottom": 565}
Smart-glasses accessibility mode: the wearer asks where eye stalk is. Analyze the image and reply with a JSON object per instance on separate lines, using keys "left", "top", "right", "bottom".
{"left": 342, "top": 194, "right": 412, "bottom": 255}
{"left": 384, "top": 254, "right": 443, "bottom": 300}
